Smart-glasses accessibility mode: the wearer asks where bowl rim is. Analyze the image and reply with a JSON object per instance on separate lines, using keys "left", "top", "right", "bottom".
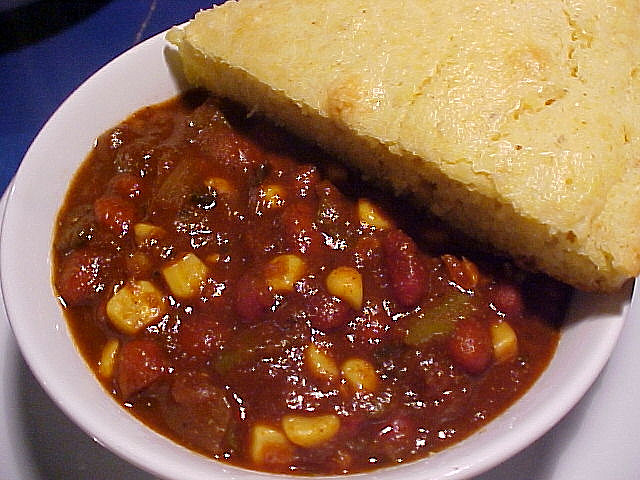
{"left": 0, "top": 27, "right": 633, "bottom": 480}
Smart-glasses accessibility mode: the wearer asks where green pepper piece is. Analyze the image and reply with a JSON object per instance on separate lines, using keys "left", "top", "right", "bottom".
{"left": 404, "top": 291, "right": 475, "bottom": 346}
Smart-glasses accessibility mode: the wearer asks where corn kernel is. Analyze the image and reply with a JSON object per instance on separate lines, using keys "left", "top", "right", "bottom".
{"left": 341, "top": 357, "right": 378, "bottom": 392}
{"left": 249, "top": 424, "right": 293, "bottom": 466}
{"left": 260, "top": 184, "right": 286, "bottom": 209}
{"left": 133, "top": 223, "right": 165, "bottom": 246}
{"left": 162, "top": 253, "right": 209, "bottom": 298}
{"left": 265, "top": 254, "right": 306, "bottom": 293}
{"left": 282, "top": 414, "right": 341, "bottom": 448}
{"left": 326, "top": 266, "right": 362, "bottom": 310}
{"left": 106, "top": 280, "right": 167, "bottom": 335}
{"left": 204, "top": 176, "right": 233, "bottom": 195}
{"left": 98, "top": 338, "right": 120, "bottom": 379}
{"left": 305, "top": 344, "right": 339, "bottom": 380}
{"left": 490, "top": 321, "right": 518, "bottom": 363}
{"left": 357, "top": 198, "right": 392, "bottom": 230}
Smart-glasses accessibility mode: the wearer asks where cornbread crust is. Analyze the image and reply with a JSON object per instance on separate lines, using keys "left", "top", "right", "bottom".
{"left": 168, "top": 0, "right": 640, "bottom": 291}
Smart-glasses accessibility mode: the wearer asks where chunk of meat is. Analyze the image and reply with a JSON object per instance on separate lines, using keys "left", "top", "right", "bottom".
{"left": 94, "top": 194, "right": 136, "bottom": 237}
{"left": 116, "top": 339, "right": 169, "bottom": 399}
{"left": 162, "top": 370, "right": 234, "bottom": 454}
{"left": 54, "top": 204, "right": 96, "bottom": 251}
{"left": 56, "top": 249, "right": 111, "bottom": 306}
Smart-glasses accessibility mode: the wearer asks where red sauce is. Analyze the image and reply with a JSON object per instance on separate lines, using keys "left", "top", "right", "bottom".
{"left": 52, "top": 90, "right": 567, "bottom": 474}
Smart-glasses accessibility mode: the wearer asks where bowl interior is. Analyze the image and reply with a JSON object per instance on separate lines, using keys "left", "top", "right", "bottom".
{"left": 0, "top": 29, "right": 632, "bottom": 480}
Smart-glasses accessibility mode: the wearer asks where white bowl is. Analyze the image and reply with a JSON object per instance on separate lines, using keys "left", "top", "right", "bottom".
{"left": 0, "top": 29, "right": 633, "bottom": 480}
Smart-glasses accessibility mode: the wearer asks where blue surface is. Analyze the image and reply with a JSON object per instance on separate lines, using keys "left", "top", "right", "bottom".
{"left": 0, "top": 0, "right": 220, "bottom": 193}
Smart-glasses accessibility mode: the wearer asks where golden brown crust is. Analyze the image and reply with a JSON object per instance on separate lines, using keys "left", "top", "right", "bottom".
{"left": 169, "top": 0, "right": 640, "bottom": 291}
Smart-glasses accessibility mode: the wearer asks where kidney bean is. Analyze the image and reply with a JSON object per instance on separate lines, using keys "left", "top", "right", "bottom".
{"left": 492, "top": 283, "right": 524, "bottom": 317}
{"left": 116, "top": 338, "right": 169, "bottom": 399}
{"left": 94, "top": 194, "right": 136, "bottom": 237}
{"left": 448, "top": 317, "right": 492, "bottom": 374}
{"left": 376, "top": 415, "right": 416, "bottom": 454}
{"left": 382, "top": 229, "right": 428, "bottom": 307}
{"left": 56, "top": 249, "right": 111, "bottom": 306}
{"left": 307, "top": 293, "right": 352, "bottom": 331}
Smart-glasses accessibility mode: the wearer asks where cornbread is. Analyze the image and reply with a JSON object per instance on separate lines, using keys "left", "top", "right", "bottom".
{"left": 168, "top": 0, "right": 640, "bottom": 292}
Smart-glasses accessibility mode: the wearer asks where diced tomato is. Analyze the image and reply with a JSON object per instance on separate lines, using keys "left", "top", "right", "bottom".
{"left": 448, "top": 317, "right": 492, "bottom": 375}
{"left": 107, "top": 172, "right": 143, "bottom": 198}
{"left": 352, "top": 235, "right": 383, "bottom": 271}
{"left": 441, "top": 254, "right": 479, "bottom": 291}
{"left": 56, "top": 249, "right": 110, "bottom": 306}
{"left": 382, "top": 229, "right": 428, "bottom": 307}
{"left": 176, "top": 314, "right": 227, "bottom": 359}
{"left": 280, "top": 201, "right": 323, "bottom": 256}
{"left": 235, "top": 274, "right": 273, "bottom": 323}
{"left": 94, "top": 194, "right": 136, "bottom": 237}
{"left": 291, "top": 164, "right": 319, "bottom": 199}
{"left": 315, "top": 181, "right": 351, "bottom": 227}
{"left": 348, "top": 308, "right": 394, "bottom": 348}
{"left": 199, "top": 128, "right": 265, "bottom": 179}
{"left": 116, "top": 338, "right": 169, "bottom": 399}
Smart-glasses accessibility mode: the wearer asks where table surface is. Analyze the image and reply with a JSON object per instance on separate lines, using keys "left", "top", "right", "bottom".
{"left": 0, "top": 0, "right": 218, "bottom": 193}
{"left": 2, "top": 1, "right": 640, "bottom": 479}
